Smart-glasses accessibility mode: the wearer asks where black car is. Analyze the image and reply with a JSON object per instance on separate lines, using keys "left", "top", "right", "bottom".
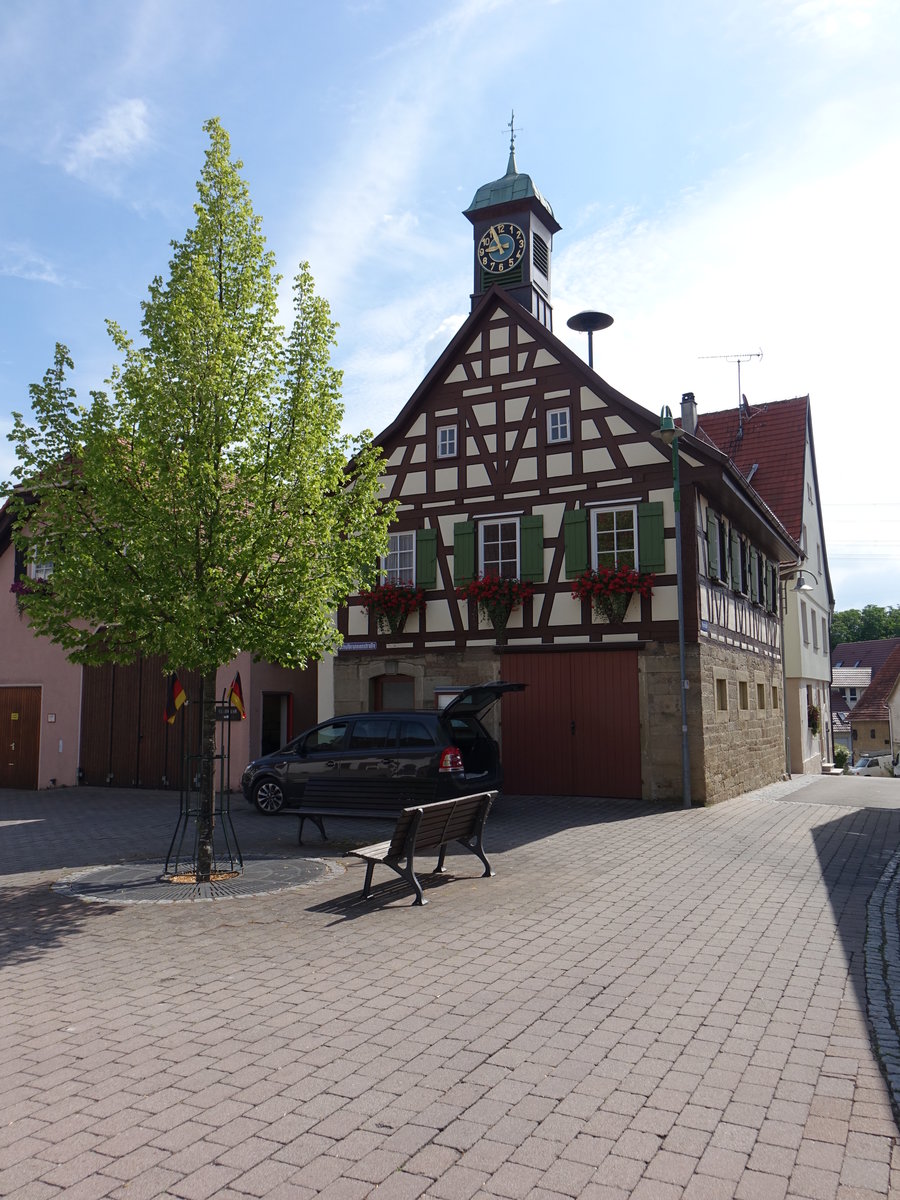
{"left": 240, "top": 682, "right": 524, "bottom": 814}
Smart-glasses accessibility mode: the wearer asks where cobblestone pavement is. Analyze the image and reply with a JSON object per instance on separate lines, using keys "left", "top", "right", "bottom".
{"left": 3, "top": 777, "right": 900, "bottom": 1199}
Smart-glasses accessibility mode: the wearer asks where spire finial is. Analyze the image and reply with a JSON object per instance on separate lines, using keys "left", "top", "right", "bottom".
{"left": 506, "top": 109, "right": 518, "bottom": 176}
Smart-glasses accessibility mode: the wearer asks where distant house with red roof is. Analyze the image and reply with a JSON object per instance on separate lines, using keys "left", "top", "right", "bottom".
{"left": 695, "top": 396, "right": 834, "bottom": 774}
{"left": 849, "top": 642, "right": 900, "bottom": 762}
{"left": 830, "top": 639, "right": 900, "bottom": 757}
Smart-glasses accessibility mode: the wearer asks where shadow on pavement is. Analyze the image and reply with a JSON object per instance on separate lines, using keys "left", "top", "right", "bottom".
{"left": 810, "top": 803, "right": 900, "bottom": 1020}
{"left": 0, "top": 881, "right": 116, "bottom": 969}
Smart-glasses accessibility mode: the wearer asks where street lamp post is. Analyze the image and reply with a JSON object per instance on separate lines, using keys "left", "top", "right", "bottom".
{"left": 652, "top": 405, "right": 691, "bottom": 809}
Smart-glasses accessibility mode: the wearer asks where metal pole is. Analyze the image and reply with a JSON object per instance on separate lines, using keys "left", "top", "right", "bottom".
{"left": 780, "top": 577, "right": 791, "bottom": 775}
{"left": 672, "top": 444, "right": 691, "bottom": 808}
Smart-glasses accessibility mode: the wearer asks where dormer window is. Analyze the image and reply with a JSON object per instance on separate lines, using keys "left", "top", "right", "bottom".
{"left": 547, "top": 408, "right": 570, "bottom": 444}
{"left": 437, "top": 425, "right": 458, "bottom": 458}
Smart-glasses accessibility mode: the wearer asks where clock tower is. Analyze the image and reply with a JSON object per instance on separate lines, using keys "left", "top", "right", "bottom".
{"left": 464, "top": 115, "right": 561, "bottom": 330}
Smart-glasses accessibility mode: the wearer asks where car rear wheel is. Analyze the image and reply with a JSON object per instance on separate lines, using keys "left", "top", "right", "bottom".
{"left": 252, "top": 779, "right": 286, "bottom": 814}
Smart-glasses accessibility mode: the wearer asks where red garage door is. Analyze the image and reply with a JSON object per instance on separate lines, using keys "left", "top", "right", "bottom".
{"left": 500, "top": 650, "right": 640, "bottom": 798}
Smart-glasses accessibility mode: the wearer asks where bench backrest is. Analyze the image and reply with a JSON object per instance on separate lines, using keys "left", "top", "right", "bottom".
{"left": 387, "top": 792, "right": 496, "bottom": 859}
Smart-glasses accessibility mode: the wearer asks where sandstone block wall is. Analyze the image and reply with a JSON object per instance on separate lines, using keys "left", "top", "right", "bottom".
{"left": 640, "top": 640, "right": 785, "bottom": 805}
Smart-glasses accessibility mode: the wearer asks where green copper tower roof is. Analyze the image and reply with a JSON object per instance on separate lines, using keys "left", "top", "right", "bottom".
{"left": 463, "top": 115, "right": 555, "bottom": 222}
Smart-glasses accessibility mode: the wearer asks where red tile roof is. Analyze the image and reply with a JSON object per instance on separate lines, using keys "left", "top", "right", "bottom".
{"left": 850, "top": 643, "right": 900, "bottom": 720}
{"left": 832, "top": 639, "right": 900, "bottom": 671}
{"left": 697, "top": 397, "right": 809, "bottom": 541}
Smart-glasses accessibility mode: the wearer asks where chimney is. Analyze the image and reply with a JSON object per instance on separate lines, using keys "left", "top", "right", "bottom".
{"left": 681, "top": 391, "right": 697, "bottom": 436}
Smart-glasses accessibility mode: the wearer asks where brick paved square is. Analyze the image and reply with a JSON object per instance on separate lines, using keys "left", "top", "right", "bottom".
{"left": 4, "top": 784, "right": 900, "bottom": 1200}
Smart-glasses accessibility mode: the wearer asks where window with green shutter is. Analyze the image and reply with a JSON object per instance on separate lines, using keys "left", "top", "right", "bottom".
{"left": 520, "top": 515, "right": 544, "bottom": 583}
{"left": 564, "top": 509, "right": 589, "bottom": 578}
{"left": 453, "top": 521, "right": 476, "bottom": 586}
{"left": 707, "top": 511, "right": 720, "bottom": 580}
{"left": 637, "top": 502, "right": 665, "bottom": 574}
{"left": 730, "top": 531, "right": 743, "bottom": 592}
{"left": 416, "top": 528, "right": 437, "bottom": 589}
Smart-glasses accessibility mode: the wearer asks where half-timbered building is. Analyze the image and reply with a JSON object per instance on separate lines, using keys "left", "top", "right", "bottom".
{"left": 334, "top": 138, "right": 800, "bottom": 805}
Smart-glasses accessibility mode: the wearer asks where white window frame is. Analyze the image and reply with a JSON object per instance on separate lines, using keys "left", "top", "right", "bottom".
{"left": 381, "top": 531, "right": 415, "bottom": 586}
{"left": 547, "top": 407, "right": 571, "bottom": 444}
{"left": 29, "top": 553, "right": 53, "bottom": 582}
{"left": 437, "top": 425, "right": 458, "bottom": 459}
{"left": 591, "top": 505, "right": 638, "bottom": 571}
{"left": 478, "top": 517, "right": 520, "bottom": 578}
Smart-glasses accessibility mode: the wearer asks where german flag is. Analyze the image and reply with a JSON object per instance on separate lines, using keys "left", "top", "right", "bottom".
{"left": 228, "top": 671, "right": 246, "bottom": 719}
{"left": 164, "top": 674, "right": 187, "bottom": 724}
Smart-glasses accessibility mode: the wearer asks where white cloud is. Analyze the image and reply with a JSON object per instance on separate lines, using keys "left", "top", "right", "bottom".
{"left": 64, "top": 98, "right": 151, "bottom": 181}
{"left": 0, "top": 243, "right": 64, "bottom": 285}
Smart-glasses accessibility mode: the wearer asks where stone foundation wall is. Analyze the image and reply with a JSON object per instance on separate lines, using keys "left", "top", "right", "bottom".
{"left": 333, "top": 647, "right": 502, "bottom": 735}
{"left": 640, "top": 640, "right": 785, "bottom": 806}
{"left": 639, "top": 642, "right": 704, "bottom": 804}
{"left": 697, "top": 641, "right": 785, "bottom": 805}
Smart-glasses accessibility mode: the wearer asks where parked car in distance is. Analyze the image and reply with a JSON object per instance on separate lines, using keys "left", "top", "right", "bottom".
{"left": 849, "top": 753, "right": 895, "bottom": 777}
{"left": 240, "top": 682, "right": 525, "bottom": 814}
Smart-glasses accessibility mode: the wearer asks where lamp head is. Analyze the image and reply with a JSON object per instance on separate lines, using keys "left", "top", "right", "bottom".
{"left": 653, "top": 404, "right": 682, "bottom": 446}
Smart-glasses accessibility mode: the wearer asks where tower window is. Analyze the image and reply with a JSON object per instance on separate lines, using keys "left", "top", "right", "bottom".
{"left": 547, "top": 408, "right": 570, "bottom": 444}
{"left": 533, "top": 233, "right": 550, "bottom": 277}
{"left": 437, "top": 425, "right": 457, "bottom": 458}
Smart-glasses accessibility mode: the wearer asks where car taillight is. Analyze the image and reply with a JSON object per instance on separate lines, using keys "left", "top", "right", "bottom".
{"left": 439, "top": 746, "right": 464, "bottom": 773}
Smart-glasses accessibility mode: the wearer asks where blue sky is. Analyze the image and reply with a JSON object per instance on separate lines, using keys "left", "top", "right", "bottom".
{"left": 1, "top": 0, "right": 898, "bottom": 612}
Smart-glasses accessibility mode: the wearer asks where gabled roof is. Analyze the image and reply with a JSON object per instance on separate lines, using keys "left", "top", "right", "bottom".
{"left": 697, "top": 397, "right": 809, "bottom": 541}
{"left": 370, "top": 286, "right": 800, "bottom": 562}
{"left": 850, "top": 644, "right": 900, "bottom": 721}
{"left": 832, "top": 638, "right": 900, "bottom": 671}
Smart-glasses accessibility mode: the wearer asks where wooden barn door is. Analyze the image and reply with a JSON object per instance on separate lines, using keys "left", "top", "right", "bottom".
{"left": 0, "top": 686, "right": 42, "bottom": 789}
{"left": 500, "top": 651, "right": 641, "bottom": 798}
{"left": 80, "top": 659, "right": 203, "bottom": 788}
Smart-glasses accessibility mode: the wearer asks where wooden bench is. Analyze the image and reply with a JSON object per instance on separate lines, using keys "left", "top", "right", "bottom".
{"left": 348, "top": 791, "right": 497, "bottom": 906}
{"left": 290, "top": 776, "right": 438, "bottom": 844}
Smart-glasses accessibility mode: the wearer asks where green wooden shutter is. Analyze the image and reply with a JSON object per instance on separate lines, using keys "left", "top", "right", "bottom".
{"left": 730, "top": 531, "right": 742, "bottom": 591}
{"left": 637, "top": 502, "right": 665, "bottom": 574}
{"left": 453, "top": 521, "right": 476, "bottom": 586}
{"left": 520, "top": 515, "right": 544, "bottom": 583}
{"left": 707, "top": 512, "right": 720, "bottom": 580}
{"left": 749, "top": 547, "right": 759, "bottom": 603}
{"left": 416, "top": 528, "right": 437, "bottom": 589}
{"left": 564, "top": 509, "right": 589, "bottom": 578}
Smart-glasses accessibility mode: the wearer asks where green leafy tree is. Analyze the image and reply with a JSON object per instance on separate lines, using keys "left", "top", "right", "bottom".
{"left": 831, "top": 605, "right": 900, "bottom": 650}
{"left": 4, "top": 119, "right": 392, "bottom": 878}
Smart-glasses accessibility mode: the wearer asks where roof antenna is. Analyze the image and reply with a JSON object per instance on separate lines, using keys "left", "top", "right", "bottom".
{"left": 698, "top": 349, "right": 763, "bottom": 436}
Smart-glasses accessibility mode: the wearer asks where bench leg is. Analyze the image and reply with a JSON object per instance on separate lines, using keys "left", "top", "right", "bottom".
{"left": 464, "top": 835, "right": 494, "bottom": 878}
{"left": 434, "top": 845, "right": 447, "bottom": 874}
{"left": 360, "top": 858, "right": 426, "bottom": 905}
{"left": 298, "top": 815, "right": 328, "bottom": 846}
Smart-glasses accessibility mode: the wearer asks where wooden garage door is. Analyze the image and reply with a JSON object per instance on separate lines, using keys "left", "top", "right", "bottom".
{"left": 0, "top": 686, "right": 41, "bottom": 790}
{"left": 500, "top": 650, "right": 641, "bottom": 798}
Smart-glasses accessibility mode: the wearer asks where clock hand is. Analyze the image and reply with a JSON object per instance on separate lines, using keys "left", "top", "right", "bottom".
{"left": 488, "top": 225, "right": 506, "bottom": 254}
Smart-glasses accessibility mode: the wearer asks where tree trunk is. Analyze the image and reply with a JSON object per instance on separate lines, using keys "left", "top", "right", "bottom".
{"left": 197, "top": 668, "right": 218, "bottom": 882}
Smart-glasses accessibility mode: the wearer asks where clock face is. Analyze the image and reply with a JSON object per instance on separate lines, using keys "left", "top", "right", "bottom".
{"left": 478, "top": 222, "right": 527, "bottom": 274}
